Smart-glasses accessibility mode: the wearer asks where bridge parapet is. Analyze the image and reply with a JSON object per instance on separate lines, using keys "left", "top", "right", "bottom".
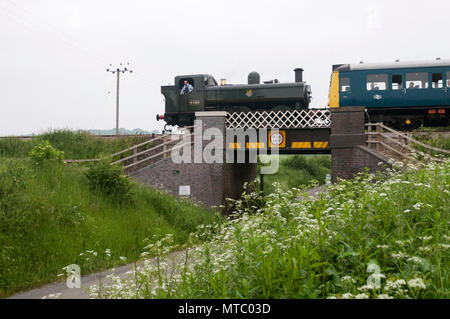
{"left": 226, "top": 109, "right": 331, "bottom": 129}
{"left": 225, "top": 110, "right": 331, "bottom": 154}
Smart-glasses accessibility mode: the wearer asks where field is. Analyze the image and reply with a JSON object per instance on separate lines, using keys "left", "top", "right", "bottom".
{"left": 89, "top": 160, "right": 449, "bottom": 299}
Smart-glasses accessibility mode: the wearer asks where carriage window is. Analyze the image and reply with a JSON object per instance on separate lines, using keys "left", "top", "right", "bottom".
{"left": 432, "top": 73, "right": 443, "bottom": 88}
{"left": 447, "top": 71, "right": 450, "bottom": 87}
{"left": 366, "top": 74, "right": 388, "bottom": 91}
{"left": 392, "top": 74, "right": 403, "bottom": 90}
{"left": 340, "top": 78, "right": 350, "bottom": 92}
{"left": 406, "top": 72, "right": 428, "bottom": 89}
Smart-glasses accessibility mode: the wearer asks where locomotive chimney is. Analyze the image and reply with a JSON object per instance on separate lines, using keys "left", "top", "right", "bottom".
{"left": 248, "top": 71, "right": 261, "bottom": 84}
{"left": 294, "top": 68, "right": 304, "bottom": 82}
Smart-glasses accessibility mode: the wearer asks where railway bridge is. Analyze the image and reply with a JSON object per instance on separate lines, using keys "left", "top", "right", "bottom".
{"left": 128, "top": 107, "right": 392, "bottom": 208}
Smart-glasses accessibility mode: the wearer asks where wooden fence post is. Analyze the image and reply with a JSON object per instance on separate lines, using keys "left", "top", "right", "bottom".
{"left": 133, "top": 147, "right": 138, "bottom": 165}
{"left": 376, "top": 123, "right": 383, "bottom": 152}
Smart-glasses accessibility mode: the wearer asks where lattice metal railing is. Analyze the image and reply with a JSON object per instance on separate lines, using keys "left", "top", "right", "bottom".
{"left": 226, "top": 109, "right": 331, "bottom": 129}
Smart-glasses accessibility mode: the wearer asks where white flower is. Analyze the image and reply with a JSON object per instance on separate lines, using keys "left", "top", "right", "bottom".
{"left": 358, "top": 285, "right": 373, "bottom": 292}
{"left": 407, "top": 278, "right": 426, "bottom": 290}
{"left": 342, "top": 276, "right": 356, "bottom": 283}
{"left": 119, "top": 256, "right": 127, "bottom": 262}
{"left": 419, "top": 246, "right": 432, "bottom": 253}
{"left": 376, "top": 244, "right": 389, "bottom": 250}
{"left": 407, "top": 256, "right": 423, "bottom": 263}
{"left": 342, "top": 293, "right": 354, "bottom": 299}
{"left": 385, "top": 279, "right": 406, "bottom": 292}
{"left": 355, "top": 293, "right": 369, "bottom": 299}
{"left": 391, "top": 251, "right": 408, "bottom": 259}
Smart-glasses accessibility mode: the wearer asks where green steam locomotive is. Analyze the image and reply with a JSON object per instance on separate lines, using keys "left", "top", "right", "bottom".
{"left": 157, "top": 68, "right": 312, "bottom": 128}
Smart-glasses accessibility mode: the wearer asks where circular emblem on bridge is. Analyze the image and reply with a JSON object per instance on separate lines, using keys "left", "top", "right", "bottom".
{"left": 269, "top": 131, "right": 285, "bottom": 148}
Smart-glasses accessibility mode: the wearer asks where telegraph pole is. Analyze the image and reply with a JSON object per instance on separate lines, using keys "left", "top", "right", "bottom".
{"left": 106, "top": 63, "right": 132, "bottom": 135}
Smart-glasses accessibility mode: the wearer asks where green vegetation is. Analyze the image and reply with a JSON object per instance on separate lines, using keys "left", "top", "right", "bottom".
{"left": 412, "top": 134, "right": 450, "bottom": 155}
{"left": 93, "top": 160, "right": 449, "bottom": 299}
{"left": 0, "top": 137, "right": 221, "bottom": 298}
{"left": 29, "top": 140, "right": 65, "bottom": 166}
{"left": 258, "top": 155, "right": 331, "bottom": 194}
{"left": 85, "top": 160, "right": 135, "bottom": 204}
{"left": 0, "top": 129, "right": 153, "bottom": 160}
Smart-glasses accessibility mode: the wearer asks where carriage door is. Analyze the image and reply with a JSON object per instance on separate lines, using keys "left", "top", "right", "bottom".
{"left": 404, "top": 72, "right": 429, "bottom": 107}
{"left": 390, "top": 74, "right": 405, "bottom": 107}
{"left": 339, "top": 76, "right": 352, "bottom": 106}
{"left": 431, "top": 72, "right": 445, "bottom": 106}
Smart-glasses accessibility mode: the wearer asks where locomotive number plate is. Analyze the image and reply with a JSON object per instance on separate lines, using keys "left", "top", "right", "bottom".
{"left": 189, "top": 99, "right": 201, "bottom": 106}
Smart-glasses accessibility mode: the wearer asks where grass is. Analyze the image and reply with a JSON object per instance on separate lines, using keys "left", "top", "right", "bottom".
{"left": 0, "top": 129, "right": 153, "bottom": 160}
{"left": 91, "top": 160, "right": 449, "bottom": 299}
{"left": 409, "top": 133, "right": 450, "bottom": 159}
{"left": 258, "top": 155, "right": 331, "bottom": 194}
{"left": 0, "top": 158, "right": 221, "bottom": 298}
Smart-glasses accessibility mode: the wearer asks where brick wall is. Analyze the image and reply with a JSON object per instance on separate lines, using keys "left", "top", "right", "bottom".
{"left": 130, "top": 155, "right": 217, "bottom": 207}
{"left": 130, "top": 112, "right": 257, "bottom": 209}
{"left": 331, "top": 107, "right": 391, "bottom": 181}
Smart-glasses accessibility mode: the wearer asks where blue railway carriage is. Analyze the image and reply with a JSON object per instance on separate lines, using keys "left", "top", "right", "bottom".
{"left": 328, "top": 59, "right": 450, "bottom": 129}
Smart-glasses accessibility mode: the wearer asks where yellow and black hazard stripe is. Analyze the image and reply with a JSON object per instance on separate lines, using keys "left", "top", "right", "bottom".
{"left": 291, "top": 142, "right": 312, "bottom": 149}
{"left": 291, "top": 141, "right": 329, "bottom": 149}
{"left": 313, "top": 141, "right": 329, "bottom": 149}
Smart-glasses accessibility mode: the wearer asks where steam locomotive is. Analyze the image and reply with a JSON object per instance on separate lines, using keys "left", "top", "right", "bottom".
{"left": 157, "top": 68, "right": 312, "bottom": 128}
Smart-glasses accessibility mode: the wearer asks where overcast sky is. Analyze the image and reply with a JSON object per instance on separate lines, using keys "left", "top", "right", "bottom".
{"left": 1, "top": 0, "right": 449, "bottom": 135}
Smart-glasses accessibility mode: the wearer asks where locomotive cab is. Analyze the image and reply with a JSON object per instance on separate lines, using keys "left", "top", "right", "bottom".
{"left": 175, "top": 75, "right": 206, "bottom": 114}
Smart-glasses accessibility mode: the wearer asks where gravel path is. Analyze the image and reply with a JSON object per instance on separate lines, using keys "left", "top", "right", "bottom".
{"left": 9, "top": 250, "right": 188, "bottom": 299}
{"left": 297, "top": 185, "right": 327, "bottom": 200}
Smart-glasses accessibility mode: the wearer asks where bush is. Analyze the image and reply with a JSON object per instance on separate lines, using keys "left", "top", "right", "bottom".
{"left": 284, "top": 155, "right": 308, "bottom": 170}
{"left": 29, "top": 140, "right": 65, "bottom": 166}
{"left": 85, "top": 160, "right": 135, "bottom": 203}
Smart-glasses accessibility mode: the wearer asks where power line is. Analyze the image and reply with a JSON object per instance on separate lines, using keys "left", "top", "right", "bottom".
{"left": 91, "top": 77, "right": 116, "bottom": 129}
{"left": 1, "top": 1, "right": 113, "bottom": 66}
{"left": 0, "top": 6, "right": 105, "bottom": 70}
{"left": 0, "top": 1, "right": 162, "bottom": 87}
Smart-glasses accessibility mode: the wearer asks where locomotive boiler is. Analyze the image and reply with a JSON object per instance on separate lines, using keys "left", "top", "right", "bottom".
{"left": 157, "top": 68, "right": 312, "bottom": 127}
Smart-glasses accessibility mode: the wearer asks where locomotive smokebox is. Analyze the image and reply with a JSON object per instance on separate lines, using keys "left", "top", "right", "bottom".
{"left": 248, "top": 71, "right": 260, "bottom": 84}
{"left": 294, "top": 68, "right": 304, "bottom": 82}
